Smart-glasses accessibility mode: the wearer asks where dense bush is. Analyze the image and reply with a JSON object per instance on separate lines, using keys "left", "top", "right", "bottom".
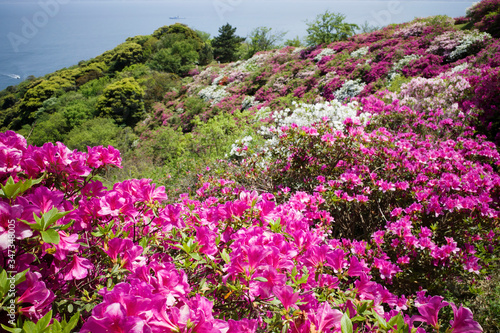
{"left": 95, "top": 78, "right": 145, "bottom": 126}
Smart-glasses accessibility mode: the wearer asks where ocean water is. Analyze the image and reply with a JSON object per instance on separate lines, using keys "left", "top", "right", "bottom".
{"left": 0, "top": 0, "right": 476, "bottom": 91}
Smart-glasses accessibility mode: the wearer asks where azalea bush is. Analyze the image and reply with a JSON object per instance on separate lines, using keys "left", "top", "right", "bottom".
{"left": 0, "top": 129, "right": 490, "bottom": 332}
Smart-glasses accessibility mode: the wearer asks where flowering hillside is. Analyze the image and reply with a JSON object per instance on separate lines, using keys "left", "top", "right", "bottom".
{"left": 1, "top": 1, "right": 500, "bottom": 332}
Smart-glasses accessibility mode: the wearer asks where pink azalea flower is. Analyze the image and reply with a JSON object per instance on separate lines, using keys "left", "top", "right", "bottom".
{"left": 27, "top": 186, "right": 64, "bottom": 214}
{"left": 63, "top": 254, "right": 94, "bottom": 280}
{"left": 308, "top": 303, "right": 343, "bottom": 332}
{"left": 42, "top": 231, "right": 80, "bottom": 260}
{"left": 412, "top": 295, "right": 449, "bottom": 329}
{"left": 273, "top": 285, "right": 299, "bottom": 311}
{"left": 326, "top": 248, "right": 347, "bottom": 273}
{"left": 226, "top": 318, "right": 257, "bottom": 333}
{"left": 105, "top": 238, "right": 144, "bottom": 270}
{"left": 98, "top": 191, "right": 137, "bottom": 218}
{"left": 449, "top": 304, "right": 483, "bottom": 333}
{"left": 17, "top": 272, "right": 55, "bottom": 321}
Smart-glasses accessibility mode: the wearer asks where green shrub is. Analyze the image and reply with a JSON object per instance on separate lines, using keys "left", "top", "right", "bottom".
{"left": 95, "top": 78, "right": 145, "bottom": 126}
{"left": 63, "top": 117, "right": 131, "bottom": 151}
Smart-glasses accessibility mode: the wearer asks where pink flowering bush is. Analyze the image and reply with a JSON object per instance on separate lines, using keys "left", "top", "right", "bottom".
{"left": 466, "top": 0, "right": 500, "bottom": 37}
{"left": 1, "top": 121, "right": 492, "bottom": 332}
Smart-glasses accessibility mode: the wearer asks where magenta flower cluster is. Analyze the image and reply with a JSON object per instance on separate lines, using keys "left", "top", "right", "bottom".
{"left": 0, "top": 121, "right": 490, "bottom": 332}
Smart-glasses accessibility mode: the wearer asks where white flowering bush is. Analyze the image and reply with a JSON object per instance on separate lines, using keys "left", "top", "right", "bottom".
{"left": 350, "top": 46, "right": 369, "bottom": 58}
{"left": 314, "top": 48, "right": 336, "bottom": 62}
{"left": 236, "top": 53, "right": 270, "bottom": 72}
{"left": 198, "top": 85, "right": 229, "bottom": 106}
{"left": 448, "top": 31, "right": 491, "bottom": 60}
{"left": 449, "top": 62, "right": 469, "bottom": 74}
{"left": 388, "top": 54, "right": 422, "bottom": 81}
{"left": 241, "top": 95, "right": 258, "bottom": 110}
{"left": 259, "top": 100, "right": 368, "bottom": 139}
{"left": 465, "top": 2, "right": 480, "bottom": 16}
{"left": 334, "top": 79, "right": 366, "bottom": 101}
{"left": 227, "top": 135, "right": 253, "bottom": 158}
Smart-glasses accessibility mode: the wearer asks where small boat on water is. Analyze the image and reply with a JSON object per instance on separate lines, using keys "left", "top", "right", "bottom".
{"left": 2, "top": 73, "right": 20, "bottom": 79}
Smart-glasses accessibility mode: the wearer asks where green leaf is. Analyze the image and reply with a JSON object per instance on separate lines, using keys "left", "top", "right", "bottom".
{"left": 67, "top": 304, "right": 73, "bottom": 313}
{"left": 341, "top": 313, "right": 353, "bottom": 333}
{"left": 221, "top": 249, "right": 230, "bottom": 264}
{"left": 51, "top": 320, "right": 62, "bottom": 333}
{"left": 41, "top": 229, "right": 60, "bottom": 244}
{"left": 139, "top": 237, "right": 149, "bottom": 252}
{"left": 14, "top": 269, "right": 29, "bottom": 286}
{"left": 357, "top": 300, "right": 370, "bottom": 314}
{"left": 253, "top": 276, "right": 268, "bottom": 282}
{"left": 189, "top": 252, "right": 202, "bottom": 261}
{"left": 40, "top": 208, "right": 71, "bottom": 231}
{"left": 373, "top": 310, "right": 388, "bottom": 329}
{"left": 0, "top": 269, "right": 7, "bottom": 297}
{"left": 22, "top": 321, "right": 37, "bottom": 333}
{"left": 35, "top": 310, "right": 52, "bottom": 330}
{"left": 62, "top": 313, "right": 79, "bottom": 333}
{"left": 350, "top": 315, "right": 366, "bottom": 322}
{"left": 396, "top": 314, "right": 406, "bottom": 331}
{"left": 0, "top": 324, "right": 22, "bottom": 333}
{"left": 0, "top": 176, "right": 44, "bottom": 199}
{"left": 296, "top": 273, "right": 309, "bottom": 285}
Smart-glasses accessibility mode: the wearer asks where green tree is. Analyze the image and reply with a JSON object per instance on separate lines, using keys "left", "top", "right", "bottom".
{"left": 244, "top": 26, "right": 287, "bottom": 58}
{"left": 153, "top": 23, "right": 204, "bottom": 51}
{"left": 96, "top": 78, "right": 145, "bottom": 126}
{"left": 285, "top": 36, "right": 303, "bottom": 47}
{"left": 19, "top": 76, "right": 73, "bottom": 121}
{"left": 23, "top": 112, "right": 67, "bottom": 146}
{"left": 359, "top": 21, "right": 379, "bottom": 33}
{"left": 148, "top": 39, "right": 199, "bottom": 75}
{"left": 212, "top": 23, "right": 245, "bottom": 63}
{"left": 305, "top": 11, "right": 359, "bottom": 46}
{"left": 110, "top": 42, "right": 145, "bottom": 71}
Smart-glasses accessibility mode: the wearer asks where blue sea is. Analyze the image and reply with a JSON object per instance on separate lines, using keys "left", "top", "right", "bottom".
{"left": 0, "top": 0, "right": 476, "bottom": 91}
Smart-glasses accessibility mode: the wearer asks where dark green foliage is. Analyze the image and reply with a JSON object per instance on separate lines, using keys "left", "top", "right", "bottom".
{"left": 148, "top": 36, "right": 200, "bottom": 75}
{"left": 142, "top": 72, "right": 180, "bottom": 110}
{"left": 95, "top": 78, "right": 145, "bottom": 126}
{"left": 171, "top": 95, "right": 208, "bottom": 132}
{"left": 19, "top": 76, "right": 74, "bottom": 122}
{"left": 195, "top": 30, "right": 211, "bottom": 42}
{"left": 466, "top": 0, "right": 500, "bottom": 37}
{"left": 306, "top": 10, "right": 359, "bottom": 46}
{"left": 198, "top": 43, "right": 214, "bottom": 66}
{"left": 212, "top": 23, "right": 245, "bottom": 63}
{"left": 79, "top": 76, "right": 111, "bottom": 98}
{"left": 110, "top": 42, "right": 145, "bottom": 72}
{"left": 0, "top": 93, "right": 16, "bottom": 110}
{"left": 153, "top": 23, "right": 204, "bottom": 51}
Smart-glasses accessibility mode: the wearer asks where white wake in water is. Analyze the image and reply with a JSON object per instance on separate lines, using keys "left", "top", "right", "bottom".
{"left": 1, "top": 73, "right": 21, "bottom": 79}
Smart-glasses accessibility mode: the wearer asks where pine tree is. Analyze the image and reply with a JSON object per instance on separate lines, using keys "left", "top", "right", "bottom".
{"left": 212, "top": 23, "right": 245, "bottom": 63}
